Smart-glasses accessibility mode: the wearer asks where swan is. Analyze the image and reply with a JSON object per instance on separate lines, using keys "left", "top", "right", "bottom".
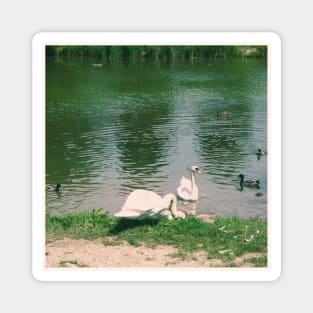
{"left": 47, "top": 183, "right": 61, "bottom": 192}
{"left": 177, "top": 165, "right": 202, "bottom": 201}
{"left": 114, "top": 189, "right": 185, "bottom": 220}
{"left": 238, "top": 174, "right": 260, "bottom": 188}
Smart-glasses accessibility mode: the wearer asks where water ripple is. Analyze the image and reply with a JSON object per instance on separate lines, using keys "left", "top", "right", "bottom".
{"left": 46, "top": 58, "right": 267, "bottom": 219}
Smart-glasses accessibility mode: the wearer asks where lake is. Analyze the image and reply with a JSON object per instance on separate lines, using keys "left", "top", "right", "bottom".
{"left": 46, "top": 57, "right": 267, "bottom": 219}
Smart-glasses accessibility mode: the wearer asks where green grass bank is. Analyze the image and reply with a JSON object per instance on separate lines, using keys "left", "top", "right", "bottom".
{"left": 46, "top": 210, "right": 267, "bottom": 266}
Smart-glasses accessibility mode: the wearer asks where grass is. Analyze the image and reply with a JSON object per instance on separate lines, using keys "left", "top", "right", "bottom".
{"left": 58, "top": 260, "right": 89, "bottom": 268}
{"left": 46, "top": 210, "right": 267, "bottom": 265}
{"left": 245, "top": 255, "right": 268, "bottom": 267}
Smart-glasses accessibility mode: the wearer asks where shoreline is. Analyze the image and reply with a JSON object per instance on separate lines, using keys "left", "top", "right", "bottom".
{"left": 45, "top": 211, "right": 268, "bottom": 268}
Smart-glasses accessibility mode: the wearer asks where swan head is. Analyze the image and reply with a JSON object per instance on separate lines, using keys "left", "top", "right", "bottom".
{"left": 190, "top": 165, "right": 202, "bottom": 174}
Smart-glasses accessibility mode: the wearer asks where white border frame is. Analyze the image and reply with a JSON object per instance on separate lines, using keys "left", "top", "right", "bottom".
{"left": 32, "top": 32, "right": 281, "bottom": 281}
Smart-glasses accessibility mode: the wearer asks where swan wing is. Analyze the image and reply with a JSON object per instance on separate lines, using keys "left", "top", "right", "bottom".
{"left": 114, "top": 189, "right": 164, "bottom": 219}
{"left": 177, "top": 176, "right": 191, "bottom": 193}
{"left": 114, "top": 208, "right": 155, "bottom": 219}
{"left": 122, "top": 190, "right": 163, "bottom": 211}
{"left": 177, "top": 176, "right": 198, "bottom": 201}
{"left": 177, "top": 177, "right": 191, "bottom": 197}
{"left": 179, "top": 176, "right": 190, "bottom": 186}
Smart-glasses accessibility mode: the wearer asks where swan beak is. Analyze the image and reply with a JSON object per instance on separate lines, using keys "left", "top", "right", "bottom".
{"left": 196, "top": 168, "right": 202, "bottom": 174}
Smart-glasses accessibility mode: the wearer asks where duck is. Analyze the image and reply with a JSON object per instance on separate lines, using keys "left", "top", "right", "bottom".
{"left": 256, "top": 148, "right": 265, "bottom": 155}
{"left": 238, "top": 174, "right": 260, "bottom": 188}
{"left": 177, "top": 165, "right": 202, "bottom": 201}
{"left": 47, "top": 183, "right": 61, "bottom": 192}
{"left": 114, "top": 189, "right": 186, "bottom": 220}
{"left": 255, "top": 192, "right": 265, "bottom": 197}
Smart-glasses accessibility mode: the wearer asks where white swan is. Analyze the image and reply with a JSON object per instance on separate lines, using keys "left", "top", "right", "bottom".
{"left": 114, "top": 189, "right": 185, "bottom": 220}
{"left": 177, "top": 165, "right": 202, "bottom": 201}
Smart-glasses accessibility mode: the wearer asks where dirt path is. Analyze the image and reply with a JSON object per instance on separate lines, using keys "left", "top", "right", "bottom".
{"left": 46, "top": 238, "right": 265, "bottom": 268}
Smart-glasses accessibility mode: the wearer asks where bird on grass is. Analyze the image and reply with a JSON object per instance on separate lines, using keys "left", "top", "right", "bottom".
{"left": 196, "top": 214, "right": 220, "bottom": 223}
{"left": 47, "top": 183, "right": 62, "bottom": 192}
{"left": 114, "top": 189, "right": 220, "bottom": 222}
{"left": 114, "top": 189, "right": 186, "bottom": 220}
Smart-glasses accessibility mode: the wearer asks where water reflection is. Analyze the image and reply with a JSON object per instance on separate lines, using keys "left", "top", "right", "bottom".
{"left": 115, "top": 102, "right": 172, "bottom": 176}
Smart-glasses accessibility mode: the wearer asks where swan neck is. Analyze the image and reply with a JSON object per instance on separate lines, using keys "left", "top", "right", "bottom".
{"left": 190, "top": 171, "right": 195, "bottom": 192}
{"left": 169, "top": 196, "right": 179, "bottom": 218}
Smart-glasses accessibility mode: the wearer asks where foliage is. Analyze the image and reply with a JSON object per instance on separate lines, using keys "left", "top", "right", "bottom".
{"left": 46, "top": 45, "right": 267, "bottom": 61}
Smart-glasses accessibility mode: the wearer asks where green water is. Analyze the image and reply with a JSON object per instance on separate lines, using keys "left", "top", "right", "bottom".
{"left": 46, "top": 57, "right": 267, "bottom": 218}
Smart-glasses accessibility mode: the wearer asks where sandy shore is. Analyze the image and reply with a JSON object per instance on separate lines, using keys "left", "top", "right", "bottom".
{"left": 46, "top": 237, "right": 265, "bottom": 268}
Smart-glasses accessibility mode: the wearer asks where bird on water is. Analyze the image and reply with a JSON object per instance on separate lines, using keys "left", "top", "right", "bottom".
{"left": 177, "top": 165, "right": 202, "bottom": 201}
{"left": 238, "top": 174, "right": 260, "bottom": 188}
{"left": 47, "top": 183, "right": 62, "bottom": 192}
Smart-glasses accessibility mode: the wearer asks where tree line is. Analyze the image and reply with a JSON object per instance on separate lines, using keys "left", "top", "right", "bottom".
{"left": 46, "top": 45, "right": 267, "bottom": 61}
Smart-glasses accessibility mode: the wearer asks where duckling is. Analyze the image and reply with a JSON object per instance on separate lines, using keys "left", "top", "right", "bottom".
{"left": 196, "top": 214, "right": 220, "bottom": 223}
{"left": 255, "top": 192, "right": 265, "bottom": 197}
{"left": 238, "top": 174, "right": 260, "bottom": 188}
{"left": 47, "top": 183, "right": 61, "bottom": 192}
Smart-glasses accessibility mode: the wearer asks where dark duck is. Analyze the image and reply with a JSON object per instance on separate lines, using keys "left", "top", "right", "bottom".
{"left": 47, "top": 183, "right": 62, "bottom": 192}
{"left": 238, "top": 174, "right": 260, "bottom": 188}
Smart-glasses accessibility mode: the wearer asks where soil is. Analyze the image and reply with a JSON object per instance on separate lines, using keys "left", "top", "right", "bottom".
{"left": 45, "top": 237, "right": 265, "bottom": 268}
